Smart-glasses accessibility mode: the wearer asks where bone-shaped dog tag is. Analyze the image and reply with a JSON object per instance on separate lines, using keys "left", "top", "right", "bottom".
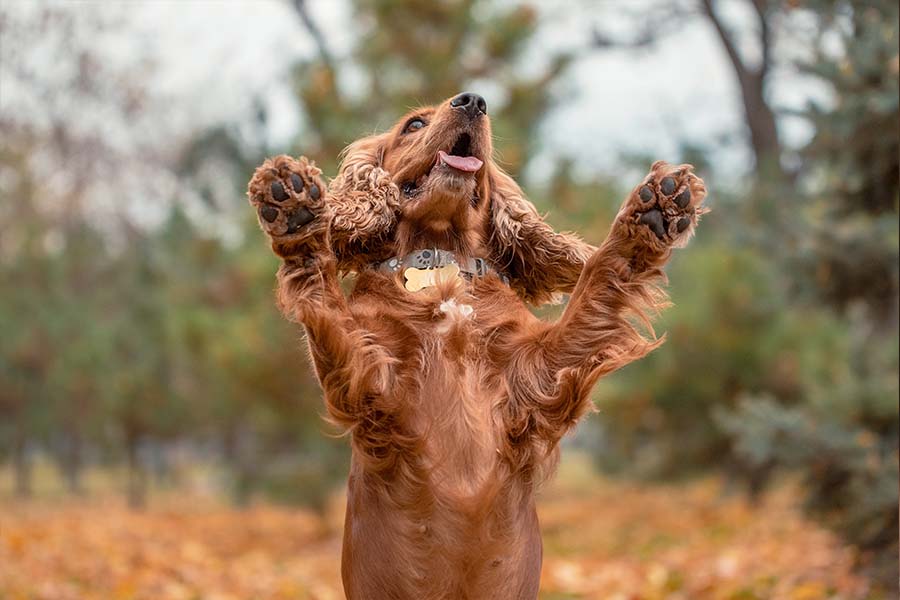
{"left": 404, "top": 263, "right": 460, "bottom": 292}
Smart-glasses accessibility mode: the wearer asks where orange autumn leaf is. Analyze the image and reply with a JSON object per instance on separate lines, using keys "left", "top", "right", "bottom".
{"left": 0, "top": 469, "right": 871, "bottom": 600}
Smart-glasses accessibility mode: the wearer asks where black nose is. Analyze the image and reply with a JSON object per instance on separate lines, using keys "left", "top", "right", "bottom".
{"left": 450, "top": 92, "right": 487, "bottom": 118}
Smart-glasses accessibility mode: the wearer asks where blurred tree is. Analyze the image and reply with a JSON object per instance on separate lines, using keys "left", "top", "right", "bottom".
{"left": 796, "top": 0, "right": 899, "bottom": 327}
{"left": 100, "top": 235, "right": 177, "bottom": 508}
{"left": 43, "top": 224, "right": 111, "bottom": 494}
{"left": 721, "top": 0, "right": 899, "bottom": 587}
{"left": 0, "top": 2, "right": 173, "bottom": 499}
{"left": 290, "top": 0, "right": 572, "bottom": 175}
{"left": 0, "top": 255, "right": 55, "bottom": 497}
{"left": 588, "top": 0, "right": 898, "bottom": 589}
{"left": 589, "top": 0, "right": 787, "bottom": 181}
{"left": 699, "top": 0, "right": 784, "bottom": 180}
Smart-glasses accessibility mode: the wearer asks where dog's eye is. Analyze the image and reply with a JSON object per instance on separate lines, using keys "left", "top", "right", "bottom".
{"left": 404, "top": 118, "right": 425, "bottom": 133}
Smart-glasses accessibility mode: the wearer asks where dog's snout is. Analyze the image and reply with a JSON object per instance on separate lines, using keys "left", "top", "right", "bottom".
{"left": 450, "top": 92, "right": 487, "bottom": 118}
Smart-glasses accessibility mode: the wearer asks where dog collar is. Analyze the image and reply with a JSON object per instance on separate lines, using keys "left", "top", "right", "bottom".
{"left": 374, "top": 248, "right": 506, "bottom": 292}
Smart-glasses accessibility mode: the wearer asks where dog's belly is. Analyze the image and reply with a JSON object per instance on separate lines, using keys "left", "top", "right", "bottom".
{"left": 341, "top": 462, "right": 542, "bottom": 600}
{"left": 415, "top": 363, "right": 500, "bottom": 498}
{"left": 340, "top": 354, "right": 542, "bottom": 598}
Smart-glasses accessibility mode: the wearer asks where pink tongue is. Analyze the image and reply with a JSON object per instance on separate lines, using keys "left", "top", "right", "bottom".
{"left": 438, "top": 150, "right": 483, "bottom": 173}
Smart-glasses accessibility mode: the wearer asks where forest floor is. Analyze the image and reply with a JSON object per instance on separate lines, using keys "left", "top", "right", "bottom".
{"left": 0, "top": 454, "right": 876, "bottom": 600}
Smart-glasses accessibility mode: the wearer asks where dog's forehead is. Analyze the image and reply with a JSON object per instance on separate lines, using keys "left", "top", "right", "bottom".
{"left": 397, "top": 105, "right": 437, "bottom": 125}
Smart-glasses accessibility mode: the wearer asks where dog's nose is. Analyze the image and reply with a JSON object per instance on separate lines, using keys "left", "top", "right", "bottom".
{"left": 450, "top": 92, "right": 487, "bottom": 118}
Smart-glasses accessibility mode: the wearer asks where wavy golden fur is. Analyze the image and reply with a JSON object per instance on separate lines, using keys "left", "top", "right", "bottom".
{"left": 247, "top": 92, "right": 707, "bottom": 599}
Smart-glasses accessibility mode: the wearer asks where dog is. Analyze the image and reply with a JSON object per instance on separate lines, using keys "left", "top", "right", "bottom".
{"left": 247, "top": 92, "right": 707, "bottom": 599}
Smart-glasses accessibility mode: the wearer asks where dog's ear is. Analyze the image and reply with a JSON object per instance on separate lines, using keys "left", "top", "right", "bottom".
{"left": 486, "top": 164, "right": 595, "bottom": 305}
{"left": 327, "top": 133, "right": 399, "bottom": 271}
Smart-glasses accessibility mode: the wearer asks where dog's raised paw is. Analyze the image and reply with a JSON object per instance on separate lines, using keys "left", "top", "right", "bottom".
{"left": 247, "top": 155, "right": 328, "bottom": 256}
{"left": 627, "top": 161, "right": 707, "bottom": 249}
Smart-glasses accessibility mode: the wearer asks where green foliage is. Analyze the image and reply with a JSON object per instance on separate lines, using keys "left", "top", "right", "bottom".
{"left": 802, "top": 0, "right": 899, "bottom": 217}
{"left": 796, "top": 0, "right": 900, "bottom": 321}
{"left": 590, "top": 213, "right": 849, "bottom": 475}
{"left": 714, "top": 311, "right": 899, "bottom": 583}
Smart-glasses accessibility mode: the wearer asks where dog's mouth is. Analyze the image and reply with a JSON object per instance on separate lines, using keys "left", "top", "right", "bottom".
{"left": 434, "top": 133, "right": 483, "bottom": 174}
{"left": 399, "top": 131, "right": 486, "bottom": 198}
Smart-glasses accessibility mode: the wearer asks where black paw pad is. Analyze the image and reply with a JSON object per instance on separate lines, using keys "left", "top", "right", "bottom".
{"left": 290, "top": 174, "right": 304, "bottom": 193}
{"left": 639, "top": 185, "right": 654, "bottom": 203}
{"left": 309, "top": 184, "right": 321, "bottom": 200}
{"left": 260, "top": 205, "right": 278, "bottom": 223}
{"left": 660, "top": 177, "right": 676, "bottom": 196}
{"left": 271, "top": 181, "right": 289, "bottom": 202}
{"left": 640, "top": 209, "right": 666, "bottom": 239}
{"left": 675, "top": 188, "right": 691, "bottom": 208}
{"left": 285, "top": 207, "right": 315, "bottom": 233}
{"left": 676, "top": 216, "right": 691, "bottom": 233}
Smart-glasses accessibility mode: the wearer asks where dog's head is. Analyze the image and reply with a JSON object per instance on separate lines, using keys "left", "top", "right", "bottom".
{"left": 328, "top": 93, "right": 593, "bottom": 304}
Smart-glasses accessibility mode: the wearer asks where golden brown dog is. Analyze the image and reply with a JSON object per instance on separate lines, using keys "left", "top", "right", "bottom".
{"left": 247, "top": 92, "right": 707, "bottom": 599}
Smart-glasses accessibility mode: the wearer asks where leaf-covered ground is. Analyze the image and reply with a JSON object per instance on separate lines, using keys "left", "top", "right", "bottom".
{"left": 0, "top": 456, "right": 873, "bottom": 600}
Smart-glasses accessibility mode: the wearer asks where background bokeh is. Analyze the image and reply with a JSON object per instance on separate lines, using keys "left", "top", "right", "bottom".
{"left": 1, "top": 1, "right": 897, "bottom": 598}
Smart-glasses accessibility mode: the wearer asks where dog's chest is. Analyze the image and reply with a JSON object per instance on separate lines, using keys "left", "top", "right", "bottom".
{"left": 413, "top": 338, "right": 501, "bottom": 500}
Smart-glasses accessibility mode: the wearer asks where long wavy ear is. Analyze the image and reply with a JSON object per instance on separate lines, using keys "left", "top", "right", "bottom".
{"left": 327, "top": 133, "right": 400, "bottom": 271}
{"left": 487, "top": 164, "right": 595, "bottom": 305}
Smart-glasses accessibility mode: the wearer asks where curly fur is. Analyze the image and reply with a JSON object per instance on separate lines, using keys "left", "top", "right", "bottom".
{"left": 328, "top": 137, "right": 402, "bottom": 271}
{"left": 246, "top": 94, "right": 707, "bottom": 600}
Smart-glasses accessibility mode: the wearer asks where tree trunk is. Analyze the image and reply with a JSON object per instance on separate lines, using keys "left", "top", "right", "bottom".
{"left": 223, "top": 424, "right": 254, "bottom": 507}
{"left": 126, "top": 432, "right": 147, "bottom": 509}
{"left": 701, "top": 0, "right": 787, "bottom": 182}
{"left": 62, "top": 431, "right": 83, "bottom": 495}
{"left": 12, "top": 435, "right": 32, "bottom": 499}
{"left": 740, "top": 73, "right": 783, "bottom": 179}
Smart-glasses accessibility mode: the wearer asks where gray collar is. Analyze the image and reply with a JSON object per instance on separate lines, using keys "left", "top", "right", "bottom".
{"left": 374, "top": 248, "right": 505, "bottom": 281}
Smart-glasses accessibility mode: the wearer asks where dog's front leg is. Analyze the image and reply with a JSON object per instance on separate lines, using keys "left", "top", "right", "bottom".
{"left": 547, "top": 161, "right": 707, "bottom": 369}
{"left": 277, "top": 257, "right": 395, "bottom": 429}
{"left": 504, "top": 162, "right": 707, "bottom": 444}
{"left": 249, "top": 156, "right": 393, "bottom": 430}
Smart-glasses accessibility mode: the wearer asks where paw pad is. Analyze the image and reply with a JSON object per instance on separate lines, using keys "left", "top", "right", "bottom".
{"left": 286, "top": 207, "right": 315, "bottom": 233}
{"left": 247, "top": 155, "right": 327, "bottom": 249}
{"left": 271, "top": 181, "right": 290, "bottom": 202}
{"left": 639, "top": 209, "right": 666, "bottom": 238}
{"left": 260, "top": 205, "right": 278, "bottom": 223}
{"left": 660, "top": 177, "right": 676, "bottom": 195}
{"left": 628, "top": 162, "right": 707, "bottom": 246}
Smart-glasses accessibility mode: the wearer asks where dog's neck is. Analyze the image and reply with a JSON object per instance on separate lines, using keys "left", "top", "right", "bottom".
{"left": 393, "top": 168, "right": 492, "bottom": 260}
{"left": 394, "top": 219, "right": 483, "bottom": 259}
{"left": 395, "top": 194, "right": 487, "bottom": 259}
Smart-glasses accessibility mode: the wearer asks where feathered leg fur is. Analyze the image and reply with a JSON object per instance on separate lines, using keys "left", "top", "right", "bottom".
{"left": 502, "top": 162, "right": 708, "bottom": 448}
